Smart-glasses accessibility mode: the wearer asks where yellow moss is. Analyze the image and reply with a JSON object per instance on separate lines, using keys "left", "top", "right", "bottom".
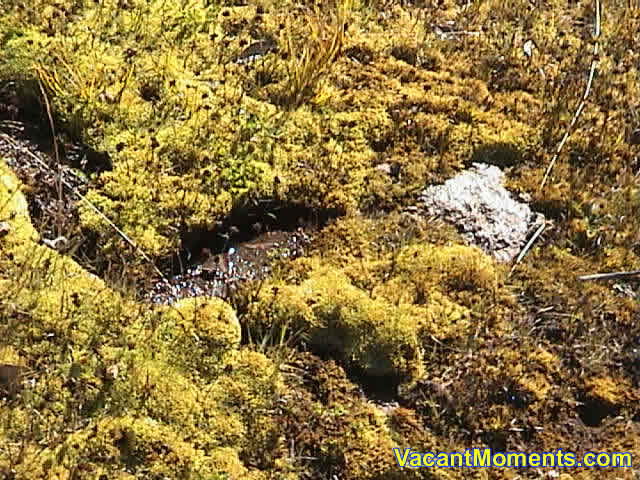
{"left": 0, "top": 345, "right": 23, "bottom": 365}
{"left": 4, "top": 0, "right": 640, "bottom": 476}
{"left": 128, "top": 358, "right": 246, "bottom": 446}
{"left": 1, "top": 0, "right": 557, "bottom": 264}
{"left": 254, "top": 265, "right": 424, "bottom": 381}
{"left": 157, "top": 296, "right": 241, "bottom": 375}
{"left": 395, "top": 243, "right": 499, "bottom": 294}
{"left": 338, "top": 406, "right": 401, "bottom": 479}
{"left": 584, "top": 376, "right": 633, "bottom": 406}
{"left": 42, "top": 416, "right": 237, "bottom": 479}
{"left": 0, "top": 161, "right": 38, "bottom": 244}
{"left": 0, "top": 156, "right": 291, "bottom": 477}
{"left": 531, "top": 347, "right": 561, "bottom": 375}
{"left": 209, "top": 447, "right": 268, "bottom": 480}
{"left": 518, "top": 371, "right": 551, "bottom": 403}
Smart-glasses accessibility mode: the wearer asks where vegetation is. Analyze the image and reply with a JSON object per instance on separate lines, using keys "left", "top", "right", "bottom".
{"left": 1, "top": 0, "right": 640, "bottom": 478}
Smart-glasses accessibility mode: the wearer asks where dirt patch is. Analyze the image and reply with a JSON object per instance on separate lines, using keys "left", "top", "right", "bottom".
{"left": 0, "top": 124, "right": 88, "bottom": 250}
{"left": 147, "top": 228, "right": 314, "bottom": 304}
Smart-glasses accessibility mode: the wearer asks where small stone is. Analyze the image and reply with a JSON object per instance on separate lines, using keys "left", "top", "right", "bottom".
{"left": 43, "top": 236, "right": 68, "bottom": 251}
{"left": 106, "top": 364, "right": 119, "bottom": 380}
{"left": 375, "top": 163, "right": 392, "bottom": 175}
{"left": 523, "top": 39, "right": 535, "bottom": 58}
{"left": 414, "top": 163, "right": 544, "bottom": 262}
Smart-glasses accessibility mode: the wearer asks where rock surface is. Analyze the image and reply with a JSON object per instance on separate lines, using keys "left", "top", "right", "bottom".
{"left": 414, "top": 163, "right": 544, "bottom": 262}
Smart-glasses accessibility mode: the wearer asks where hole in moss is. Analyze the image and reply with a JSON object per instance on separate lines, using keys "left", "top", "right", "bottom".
{"left": 470, "top": 143, "right": 523, "bottom": 168}
{"left": 420, "top": 51, "right": 440, "bottom": 71}
{"left": 233, "top": 37, "right": 277, "bottom": 64}
{"left": 351, "top": 370, "right": 401, "bottom": 403}
{"left": 622, "top": 337, "right": 640, "bottom": 386}
{"left": 577, "top": 392, "right": 619, "bottom": 427}
{"left": 391, "top": 44, "right": 418, "bottom": 66}
{"left": 543, "top": 324, "right": 564, "bottom": 343}
{"left": 368, "top": 133, "right": 393, "bottom": 153}
{"left": 179, "top": 200, "right": 340, "bottom": 261}
{"left": 532, "top": 199, "right": 566, "bottom": 222}
{"left": 344, "top": 45, "right": 374, "bottom": 65}
{"left": 0, "top": 79, "right": 43, "bottom": 124}
{"left": 139, "top": 82, "right": 161, "bottom": 103}
{"left": 489, "top": 380, "right": 534, "bottom": 409}
{"left": 0, "top": 364, "right": 26, "bottom": 399}
{"left": 481, "top": 429, "right": 508, "bottom": 452}
{"left": 146, "top": 200, "right": 342, "bottom": 303}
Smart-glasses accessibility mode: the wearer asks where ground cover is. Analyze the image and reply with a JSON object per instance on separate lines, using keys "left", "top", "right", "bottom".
{"left": 1, "top": 0, "right": 640, "bottom": 478}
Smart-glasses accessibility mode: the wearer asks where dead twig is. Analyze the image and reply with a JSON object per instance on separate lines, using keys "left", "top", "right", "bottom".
{"left": 578, "top": 270, "right": 640, "bottom": 282}
{"left": 540, "top": 0, "right": 601, "bottom": 189}
{"left": 36, "top": 75, "right": 64, "bottom": 238}
{"left": 0, "top": 132, "right": 174, "bottom": 291}
{"left": 509, "top": 217, "right": 547, "bottom": 276}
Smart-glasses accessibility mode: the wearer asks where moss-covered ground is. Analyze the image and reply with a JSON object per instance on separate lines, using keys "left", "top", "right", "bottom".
{"left": 1, "top": 0, "right": 640, "bottom": 478}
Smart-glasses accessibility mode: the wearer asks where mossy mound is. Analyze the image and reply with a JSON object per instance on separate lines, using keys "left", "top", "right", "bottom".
{"left": 43, "top": 416, "right": 248, "bottom": 479}
{"left": 247, "top": 229, "right": 508, "bottom": 385}
{"left": 249, "top": 263, "right": 425, "bottom": 382}
{"left": 157, "top": 296, "right": 241, "bottom": 376}
{"left": 0, "top": 163, "right": 288, "bottom": 478}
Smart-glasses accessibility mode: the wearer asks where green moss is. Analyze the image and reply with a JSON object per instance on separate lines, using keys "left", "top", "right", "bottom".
{"left": 391, "top": 243, "right": 499, "bottom": 310}
{"left": 0, "top": 161, "right": 38, "bottom": 243}
{"left": 250, "top": 264, "right": 424, "bottom": 382}
{"left": 4, "top": 0, "right": 640, "bottom": 475}
{"left": 157, "top": 296, "right": 241, "bottom": 376}
{"left": 0, "top": 0, "right": 550, "bottom": 269}
{"left": 0, "top": 161, "right": 289, "bottom": 478}
{"left": 43, "top": 416, "right": 238, "bottom": 479}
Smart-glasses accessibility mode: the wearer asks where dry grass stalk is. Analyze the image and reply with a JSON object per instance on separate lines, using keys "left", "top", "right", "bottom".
{"left": 281, "top": 0, "right": 352, "bottom": 108}
{"left": 539, "top": 0, "right": 601, "bottom": 189}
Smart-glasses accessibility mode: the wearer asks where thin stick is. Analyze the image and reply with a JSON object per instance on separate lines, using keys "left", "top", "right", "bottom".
{"left": 0, "top": 133, "right": 174, "bottom": 291}
{"left": 540, "top": 0, "right": 601, "bottom": 189}
{"left": 578, "top": 270, "right": 640, "bottom": 282}
{"left": 510, "top": 219, "right": 546, "bottom": 276}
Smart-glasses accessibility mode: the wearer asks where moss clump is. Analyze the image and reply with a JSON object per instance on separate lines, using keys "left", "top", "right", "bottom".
{"left": 157, "top": 296, "right": 241, "bottom": 376}
{"left": 0, "top": 160, "right": 38, "bottom": 243}
{"left": 0, "top": 159, "right": 290, "bottom": 478}
{"left": 249, "top": 263, "right": 424, "bottom": 383}
{"left": 386, "top": 243, "right": 498, "bottom": 310}
{"left": 244, "top": 210, "right": 515, "bottom": 388}
{"left": 583, "top": 376, "right": 634, "bottom": 407}
{"left": 41, "top": 416, "right": 233, "bottom": 479}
